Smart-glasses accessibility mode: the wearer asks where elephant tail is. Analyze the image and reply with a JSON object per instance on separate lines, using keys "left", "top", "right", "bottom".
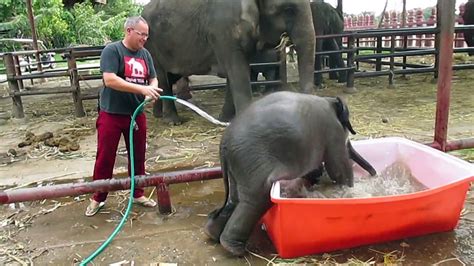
{"left": 210, "top": 147, "right": 231, "bottom": 219}
{"left": 348, "top": 141, "right": 377, "bottom": 176}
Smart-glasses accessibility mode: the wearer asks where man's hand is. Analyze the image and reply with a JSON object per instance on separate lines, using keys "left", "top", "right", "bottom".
{"left": 142, "top": 85, "right": 163, "bottom": 101}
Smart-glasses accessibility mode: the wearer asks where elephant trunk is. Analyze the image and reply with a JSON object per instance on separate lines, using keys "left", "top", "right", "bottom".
{"left": 287, "top": 4, "right": 316, "bottom": 94}
{"left": 347, "top": 141, "right": 377, "bottom": 176}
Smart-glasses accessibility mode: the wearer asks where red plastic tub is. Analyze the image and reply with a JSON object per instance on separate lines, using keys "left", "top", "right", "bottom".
{"left": 261, "top": 137, "right": 474, "bottom": 258}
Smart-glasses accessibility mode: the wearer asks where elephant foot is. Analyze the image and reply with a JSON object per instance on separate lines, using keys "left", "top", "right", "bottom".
{"left": 152, "top": 102, "right": 163, "bottom": 118}
{"left": 204, "top": 217, "right": 224, "bottom": 242}
{"left": 218, "top": 112, "right": 234, "bottom": 123}
{"left": 163, "top": 113, "right": 182, "bottom": 125}
{"left": 343, "top": 87, "right": 357, "bottom": 94}
{"left": 303, "top": 167, "right": 324, "bottom": 185}
{"left": 220, "top": 237, "right": 247, "bottom": 257}
{"left": 176, "top": 91, "right": 193, "bottom": 100}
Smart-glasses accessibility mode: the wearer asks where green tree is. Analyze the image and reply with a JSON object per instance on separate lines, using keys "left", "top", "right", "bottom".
{"left": 67, "top": 2, "right": 107, "bottom": 45}
{"left": 0, "top": 0, "right": 26, "bottom": 22}
{"left": 33, "top": 0, "right": 73, "bottom": 48}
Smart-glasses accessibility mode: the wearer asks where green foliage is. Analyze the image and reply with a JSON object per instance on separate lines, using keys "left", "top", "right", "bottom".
{"left": 32, "top": 0, "right": 73, "bottom": 48}
{"left": 97, "top": 0, "right": 143, "bottom": 18}
{"left": 0, "top": 0, "right": 25, "bottom": 22}
{"left": 1, "top": 0, "right": 144, "bottom": 49}
{"left": 67, "top": 2, "right": 107, "bottom": 45}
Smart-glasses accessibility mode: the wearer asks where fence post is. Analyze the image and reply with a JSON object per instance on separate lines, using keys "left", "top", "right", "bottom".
{"left": 67, "top": 49, "right": 86, "bottom": 117}
{"left": 345, "top": 35, "right": 356, "bottom": 93}
{"left": 389, "top": 34, "right": 395, "bottom": 86}
{"left": 433, "top": 0, "right": 455, "bottom": 152}
{"left": 376, "top": 36, "right": 382, "bottom": 71}
{"left": 12, "top": 55, "right": 24, "bottom": 91}
{"left": 4, "top": 53, "right": 24, "bottom": 119}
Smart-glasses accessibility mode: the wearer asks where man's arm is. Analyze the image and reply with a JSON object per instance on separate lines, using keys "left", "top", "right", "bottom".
{"left": 103, "top": 72, "right": 161, "bottom": 100}
{"left": 149, "top": 77, "right": 158, "bottom": 88}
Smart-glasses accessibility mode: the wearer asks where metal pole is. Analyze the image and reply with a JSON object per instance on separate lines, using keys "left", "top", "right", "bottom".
{"left": 0, "top": 167, "right": 223, "bottom": 206}
{"left": 345, "top": 35, "right": 356, "bottom": 93}
{"left": 433, "top": 0, "right": 455, "bottom": 151}
{"left": 26, "top": 0, "right": 43, "bottom": 74}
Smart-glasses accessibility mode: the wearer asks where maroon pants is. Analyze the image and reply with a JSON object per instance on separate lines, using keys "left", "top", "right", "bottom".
{"left": 92, "top": 111, "right": 147, "bottom": 202}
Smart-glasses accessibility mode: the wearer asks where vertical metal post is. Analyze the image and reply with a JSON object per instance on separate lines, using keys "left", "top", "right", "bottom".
{"left": 156, "top": 182, "right": 172, "bottom": 214}
{"left": 376, "top": 36, "right": 382, "bottom": 71}
{"left": 433, "top": 0, "right": 455, "bottom": 151}
{"left": 345, "top": 35, "right": 356, "bottom": 93}
{"left": 4, "top": 53, "right": 24, "bottom": 118}
{"left": 67, "top": 50, "right": 85, "bottom": 117}
{"left": 389, "top": 34, "right": 395, "bottom": 86}
{"left": 401, "top": 0, "right": 408, "bottom": 76}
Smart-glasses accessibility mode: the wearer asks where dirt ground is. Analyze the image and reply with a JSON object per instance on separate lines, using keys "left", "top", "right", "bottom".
{"left": 0, "top": 60, "right": 473, "bottom": 265}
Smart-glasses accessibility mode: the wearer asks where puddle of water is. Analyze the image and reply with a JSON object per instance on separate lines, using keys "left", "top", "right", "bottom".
{"left": 281, "top": 161, "right": 428, "bottom": 198}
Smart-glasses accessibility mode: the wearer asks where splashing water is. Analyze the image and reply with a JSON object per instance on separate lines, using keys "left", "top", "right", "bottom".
{"left": 175, "top": 98, "right": 230, "bottom": 127}
{"left": 281, "top": 161, "right": 428, "bottom": 199}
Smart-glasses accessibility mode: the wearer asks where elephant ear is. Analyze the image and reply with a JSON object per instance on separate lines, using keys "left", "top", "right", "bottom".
{"left": 334, "top": 97, "right": 356, "bottom": 135}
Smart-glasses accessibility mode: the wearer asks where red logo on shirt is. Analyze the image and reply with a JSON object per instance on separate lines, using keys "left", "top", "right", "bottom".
{"left": 124, "top": 56, "right": 148, "bottom": 84}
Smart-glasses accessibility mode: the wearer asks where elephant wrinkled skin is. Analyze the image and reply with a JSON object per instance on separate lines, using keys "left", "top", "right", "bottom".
{"left": 142, "top": 0, "right": 316, "bottom": 124}
{"left": 204, "top": 91, "right": 376, "bottom": 256}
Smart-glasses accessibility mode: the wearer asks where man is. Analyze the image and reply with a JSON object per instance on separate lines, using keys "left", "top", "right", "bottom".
{"left": 85, "top": 16, "right": 162, "bottom": 216}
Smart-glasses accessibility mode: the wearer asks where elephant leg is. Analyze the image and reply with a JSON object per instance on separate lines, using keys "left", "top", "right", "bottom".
{"left": 262, "top": 68, "right": 279, "bottom": 93}
{"left": 302, "top": 164, "right": 324, "bottom": 185}
{"left": 219, "top": 80, "right": 236, "bottom": 122}
{"left": 314, "top": 39, "right": 324, "bottom": 88}
{"left": 218, "top": 51, "right": 252, "bottom": 119}
{"left": 154, "top": 72, "right": 182, "bottom": 125}
{"left": 163, "top": 73, "right": 183, "bottom": 125}
{"left": 152, "top": 66, "right": 168, "bottom": 118}
{"left": 327, "top": 39, "right": 347, "bottom": 83}
{"left": 219, "top": 197, "right": 272, "bottom": 256}
{"left": 204, "top": 172, "right": 239, "bottom": 242}
{"left": 279, "top": 177, "right": 311, "bottom": 198}
{"left": 324, "top": 140, "right": 354, "bottom": 187}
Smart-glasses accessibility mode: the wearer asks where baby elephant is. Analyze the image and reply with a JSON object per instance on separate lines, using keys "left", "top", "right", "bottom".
{"left": 204, "top": 91, "right": 376, "bottom": 256}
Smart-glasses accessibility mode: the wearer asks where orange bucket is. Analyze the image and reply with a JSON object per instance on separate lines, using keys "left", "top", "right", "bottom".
{"left": 261, "top": 137, "right": 474, "bottom": 258}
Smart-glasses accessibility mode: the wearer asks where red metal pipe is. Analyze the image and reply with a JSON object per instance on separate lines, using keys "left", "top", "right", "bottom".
{"left": 433, "top": 0, "right": 455, "bottom": 152}
{"left": 0, "top": 167, "right": 222, "bottom": 204}
{"left": 444, "top": 138, "right": 474, "bottom": 152}
{"left": 427, "top": 138, "right": 474, "bottom": 152}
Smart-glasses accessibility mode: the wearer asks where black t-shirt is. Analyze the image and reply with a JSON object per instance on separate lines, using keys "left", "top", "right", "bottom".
{"left": 99, "top": 41, "right": 157, "bottom": 115}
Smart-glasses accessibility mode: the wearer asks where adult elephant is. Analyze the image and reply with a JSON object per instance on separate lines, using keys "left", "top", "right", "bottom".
{"left": 142, "top": 0, "right": 316, "bottom": 124}
{"left": 312, "top": 0, "right": 347, "bottom": 87}
{"left": 204, "top": 91, "right": 377, "bottom": 256}
{"left": 462, "top": 0, "right": 474, "bottom": 55}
